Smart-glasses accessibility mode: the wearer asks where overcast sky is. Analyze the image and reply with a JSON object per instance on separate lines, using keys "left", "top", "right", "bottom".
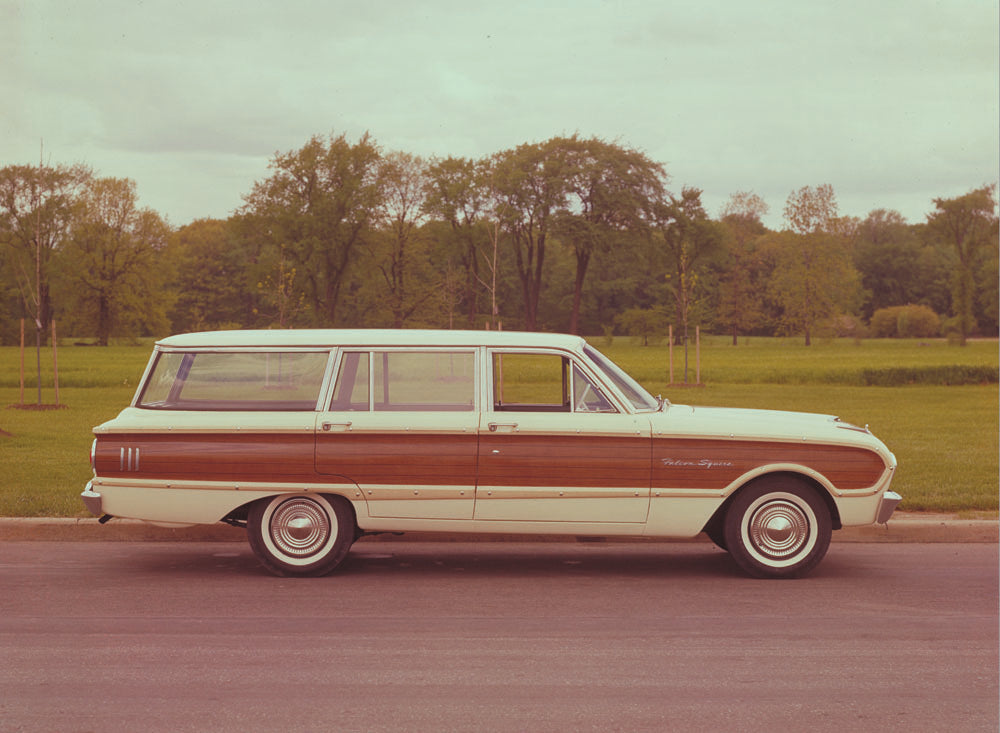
{"left": 3, "top": 0, "right": 998, "bottom": 229}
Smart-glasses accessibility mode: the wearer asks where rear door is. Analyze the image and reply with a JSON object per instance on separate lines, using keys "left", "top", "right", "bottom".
{"left": 315, "top": 349, "right": 479, "bottom": 519}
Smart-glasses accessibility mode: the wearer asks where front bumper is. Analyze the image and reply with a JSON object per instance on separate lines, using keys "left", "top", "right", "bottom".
{"left": 876, "top": 490, "right": 902, "bottom": 524}
{"left": 81, "top": 482, "right": 103, "bottom": 517}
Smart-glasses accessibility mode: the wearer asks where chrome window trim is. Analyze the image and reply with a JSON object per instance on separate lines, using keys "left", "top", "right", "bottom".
{"left": 485, "top": 346, "right": 626, "bottom": 415}
{"left": 134, "top": 346, "right": 334, "bottom": 412}
{"left": 324, "top": 346, "right": 480, "bottom": 414}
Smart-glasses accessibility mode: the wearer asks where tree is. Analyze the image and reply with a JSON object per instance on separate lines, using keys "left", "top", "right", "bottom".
{"left": 491, "top": 139, "right": 571, "bottom": 330}
{"left": 60, "top": 177, "right": 171, "bottom": 345}
{"left": 768, "top": 185, "right": 860, "bottom": 345}
{"left": 240, "top": 132, "right": 382, "bottom": 326}
{"left": 0, "top": 162, "right": 89, "bottom": 401}
{"left": 653, "top": 187, "right": 723, "bottom": 381}
{"left": 783, "top": 183, "right": 840, "bottom": 236}
{"left": 655, "top": 187, "right": 723, "bottom": 341}
{"left": 717, "top": 191, "right": 769, "bottom": 344}
{"left": 423, "top": 156, "right": 489, "bottom": 327}
{"left": 853, "top": 209, "right": 925, "bottom": 319}
{"left": 926, "top": 184, "right": 999, "bottom": 344}
{"left": 370, "top": 151, "right": 434, "bottom": 327}
{"left": 554, "top": 136, "right": 667, "bottom": 334}
{"left": 0, "top": 164, "right": 91, "bottom": 336}
{"left": 168, "top": 218, "right": 249, "bottom": 331}
{"left": 614, "top": 307, "right": 669, "bottom": 346}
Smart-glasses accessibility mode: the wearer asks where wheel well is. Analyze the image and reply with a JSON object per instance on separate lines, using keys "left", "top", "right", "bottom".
{"left": 223, "top": 492, "right": 359, "bottom": 531}
{"left": 702, "top": 471, "right": 842, "bottom": 535}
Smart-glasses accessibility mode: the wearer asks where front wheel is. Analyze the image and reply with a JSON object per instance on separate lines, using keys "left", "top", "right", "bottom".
{"left": 248, "top": 494, "right": 355, "bottom": 577}
{"left": 723, "top": 478, "right": 832, "bottom": 579}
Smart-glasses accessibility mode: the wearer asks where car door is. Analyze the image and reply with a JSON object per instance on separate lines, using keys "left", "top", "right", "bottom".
{"left": 475, "top": 349, "right": 651, "bottom": 523}
{"left": 315, "top": 349, "right": 479, "bottom": 519}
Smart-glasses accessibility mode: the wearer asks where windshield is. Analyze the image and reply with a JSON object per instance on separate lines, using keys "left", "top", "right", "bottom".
{"left": 583, "top": 345, "right": 660, "bottom": 412}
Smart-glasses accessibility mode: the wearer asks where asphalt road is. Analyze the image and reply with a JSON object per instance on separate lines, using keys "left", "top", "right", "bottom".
{"left": 1, "top": 540, "right": 997, "bottom": 733}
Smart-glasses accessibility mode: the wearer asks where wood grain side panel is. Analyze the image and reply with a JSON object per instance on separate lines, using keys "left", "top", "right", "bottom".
{"left": 95, "top": 434, "right": 316, "bottom": 483}
{"left": 652, "top": 438, "right": 887, "bottom": 491}
{"left": 478, "top": 434, "right": 650, "bottom": 488}
{"left": 316, "top": 433, "right": 479, "bottom": 486}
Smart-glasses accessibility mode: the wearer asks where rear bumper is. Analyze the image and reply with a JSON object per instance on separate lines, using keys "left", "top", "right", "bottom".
{"left": 81, "top": 482, "right": 103, "bottom": 517}
{"left": 876, "top": 490, "right": 903, "bottom": 524}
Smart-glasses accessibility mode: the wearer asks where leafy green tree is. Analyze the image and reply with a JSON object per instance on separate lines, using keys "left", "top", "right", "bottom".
{"left": 60, "top": 177, "right": 171, "bottom": 344}
{"left": 0, "top": 163, "right": 90, "bottom": 343}
{"left": 926, "top": 184, "right": 999, "bottom": 344}
{"left": 772, "top": 185, "right": 860, "bottom": 345}
{"left": 783, "top": 183, "right": 840, "bottom": 236}
{"left": 423, "top": 156, "right": 489, "bottom": 327}
{"left": 240, "top": 132, "right": 382, "bottom": 326}
{"left": 167, "top": 218, "right": 250, "bottom": 331}
{"left": 717, "top": 191, "right": 769, "bottom": 344}
{"left": 491, "top": 139, "right": 572, "bottom": 330}
{"left": 853, "top": 209, "right": 926, "bottom": 319}
{"left": 553, "top": 136, "right": 667, "bottom": 334}
{"left": 654, "top": 187, "right": 723, "bottom": 345}
{"left": 614, "top": 307, "right": 668, "bottom": 345}
{"left": 370, "top": 151, "right": 436, "bottom": 327}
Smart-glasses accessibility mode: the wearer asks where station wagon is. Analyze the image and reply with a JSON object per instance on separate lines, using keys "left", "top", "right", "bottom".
{"left": 82, "top": 329, "right": 900, "bottom": 578}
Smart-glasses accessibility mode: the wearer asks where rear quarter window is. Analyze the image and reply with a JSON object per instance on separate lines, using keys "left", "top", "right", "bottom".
{"left": 138, "top": 351, "right": 329, "bottom": 410}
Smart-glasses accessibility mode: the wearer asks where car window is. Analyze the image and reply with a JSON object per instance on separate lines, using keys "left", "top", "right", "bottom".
{"left": 138, "top": 351, "right": 329, "bottom": 411}
{"left": 584, "top": 344, "right": 660, "bottom": 411}
{"left": 492, "top": 352, "right": 616, "bottom": 413}
{"left": 329, "top": 351, "right": 370, "bottom": 411}
{"left": 572, "top": 364, "right": 616, "bottom": 412}
{"left": 330, "top": 351, "right": 475, "bottom": 412}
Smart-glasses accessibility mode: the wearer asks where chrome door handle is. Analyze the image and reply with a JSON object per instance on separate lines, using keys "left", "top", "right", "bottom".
{"left": 488, "top": 422, "right": 519, "bottom": 432}
{"left": 321, "top": 421, "right": 352, "bottom": 432}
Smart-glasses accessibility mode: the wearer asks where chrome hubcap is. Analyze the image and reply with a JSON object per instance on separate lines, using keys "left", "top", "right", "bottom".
{"left": 749, "top": 499, "right": 810, "bottom": 558}
{"left": 269, "top": 499, "right": 331, "bottom": 558}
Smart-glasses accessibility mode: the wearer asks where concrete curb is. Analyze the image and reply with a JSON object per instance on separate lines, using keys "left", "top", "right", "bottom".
{"left": 0, "top": 513, "right": 995, "bottom": 544}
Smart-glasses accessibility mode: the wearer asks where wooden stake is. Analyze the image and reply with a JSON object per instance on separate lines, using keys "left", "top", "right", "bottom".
{"left": 19, "top": 318, "right": 25, "bottom": 405}
{"left": 696, "top": 326, "right": 701, "bottom": 385}
{"left": 51, "top": 320, "right": 60, "bottom": 406}
{"left": 668, "top": 325, "right": 674, "bottom": 385}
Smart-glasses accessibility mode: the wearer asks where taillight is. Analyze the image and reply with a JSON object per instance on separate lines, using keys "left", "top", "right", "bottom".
{"left": 90, "top": 438, "right": 97, "bottom": 473}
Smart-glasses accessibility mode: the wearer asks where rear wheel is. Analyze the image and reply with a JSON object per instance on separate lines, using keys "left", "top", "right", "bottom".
{"left": 248, "top": 494, "right": 354, "bottom": 577}
{"left": 723, "top": 477, "right": 831, "bottom": 579}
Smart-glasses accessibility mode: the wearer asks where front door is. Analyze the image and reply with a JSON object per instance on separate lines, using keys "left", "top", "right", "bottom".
{"left": 475, "top": 350, "right": 650, "bottom": 523}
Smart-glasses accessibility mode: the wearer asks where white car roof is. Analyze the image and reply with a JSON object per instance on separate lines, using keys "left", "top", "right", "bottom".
{"left": 156, "top": 329, "right": 588, "bottom": 351}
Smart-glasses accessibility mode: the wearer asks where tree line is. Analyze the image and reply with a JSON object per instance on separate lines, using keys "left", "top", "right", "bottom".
{"left": 1, "top": 132, "right": 997, "bottom": 348}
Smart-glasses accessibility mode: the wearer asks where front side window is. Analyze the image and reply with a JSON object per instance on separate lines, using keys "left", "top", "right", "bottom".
{"left": 138, "top": 351, "right": 329, "bottom": 411}
{"left": 330, "top": 351, "right": 475, "bottom": 412}
{"left": 492, "top": 352, "right": 616, "bottom": 413}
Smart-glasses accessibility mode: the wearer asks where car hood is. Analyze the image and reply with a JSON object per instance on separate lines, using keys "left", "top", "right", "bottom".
{"left": 650, "top": 403, "right": 892, "bottom": 458}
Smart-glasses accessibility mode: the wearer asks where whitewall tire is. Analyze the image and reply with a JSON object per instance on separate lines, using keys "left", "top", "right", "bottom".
{"left": 248, "top": 494, "right": 354, "bottom": 577}
{"left": 723, "top": 478, "right": 832, "bottom": 579}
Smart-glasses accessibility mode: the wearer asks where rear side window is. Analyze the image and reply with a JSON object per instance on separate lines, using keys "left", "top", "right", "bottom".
{"left": 329, "top": 351, "right": 475, "bottom": 411}
{"left": 138, "top": 351, "right": 329, "bottom": 411}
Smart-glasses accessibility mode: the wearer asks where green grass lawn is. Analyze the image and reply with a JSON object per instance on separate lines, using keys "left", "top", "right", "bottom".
{"left": 0, "top": 337, "right": 997, "bottom": 517}
{"left": 598, "top": 336, "right": 999, "bottom": 386}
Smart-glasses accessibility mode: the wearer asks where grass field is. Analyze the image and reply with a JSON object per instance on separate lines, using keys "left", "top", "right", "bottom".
{"left": 1, "top": 337, "right": 997, "bottom": 517}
